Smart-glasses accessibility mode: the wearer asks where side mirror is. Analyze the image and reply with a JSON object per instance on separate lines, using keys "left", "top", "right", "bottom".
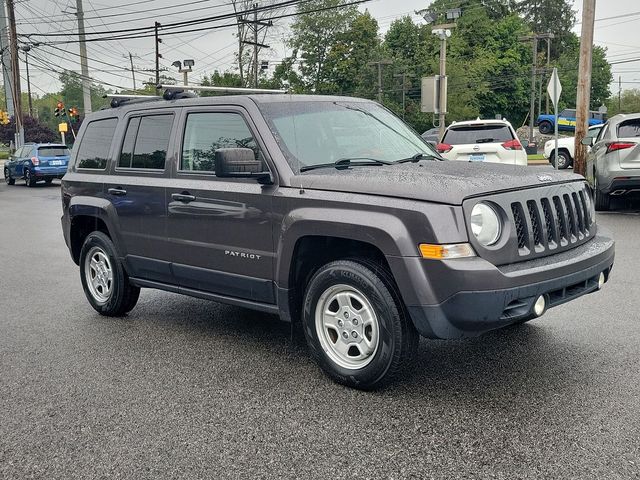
{"left": 581, "top": 137, "right": 594, "bottom": 146}
{"left": 215, "top": 148, "right": 273, "bottom": 184}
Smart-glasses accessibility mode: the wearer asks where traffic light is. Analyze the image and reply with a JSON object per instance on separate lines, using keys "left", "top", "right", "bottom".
{"left": 0, "top": 111, "right": 9, "bottom": 125}
{"left": 68, "top": 106, "right": 79, "bottom": 121}
{"left": 54, "top": 101, "right": 64, "bottom": 117}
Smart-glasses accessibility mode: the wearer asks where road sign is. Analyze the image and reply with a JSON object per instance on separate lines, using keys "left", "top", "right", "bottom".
{"left": 547, "top": 68, "right": 562, "bottom": 171}
{"left": 58, "top": 122, "right": 68, "bottom": 133}
{"left": 547, "top": 68, "right": 562, "bottom": 109}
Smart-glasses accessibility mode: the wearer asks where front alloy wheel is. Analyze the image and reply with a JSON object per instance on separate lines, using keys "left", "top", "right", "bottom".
{"left": 303, "top": 259, "right": 418, "bottom": 390}
{"left": 315, "top": 284, "right": 380, "bottom": 370}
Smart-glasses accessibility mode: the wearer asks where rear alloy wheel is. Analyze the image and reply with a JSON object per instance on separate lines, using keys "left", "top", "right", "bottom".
{"left": 303, "top": 259, "right": 418, "bottom": 390}
{"left": 80, "top": 231, "right": 140, "bottom": 316}
{"left": 4, "top": 168, "right": 14, "bottom": 185}
{"left": 594, "top": 176, "right": 610, "bottom": 211}
{"left": 24, "top": 169, "right": 35, "bottom": 187}
{"left": 538, "top": 121, "right": 553, "bottom": 135}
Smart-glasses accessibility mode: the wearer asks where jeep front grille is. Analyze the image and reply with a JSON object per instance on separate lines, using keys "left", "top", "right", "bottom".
{"left": 465, "top": 182, "right": 594, "bottom": 265}
{"left": 511, "top": 186, "right": 592, "bottom": 256}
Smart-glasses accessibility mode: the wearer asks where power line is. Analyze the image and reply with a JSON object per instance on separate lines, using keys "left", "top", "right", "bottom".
{"left": 21, "top": 0, "right": 373, "bottom": 46}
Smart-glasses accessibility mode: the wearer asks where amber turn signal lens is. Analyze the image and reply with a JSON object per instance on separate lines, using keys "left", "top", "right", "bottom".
{"left": 419, "top": 243, "right": 476, "bottom": 259}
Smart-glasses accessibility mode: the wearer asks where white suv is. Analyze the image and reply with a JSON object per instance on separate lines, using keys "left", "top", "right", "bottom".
{"left": 437, "top": 119, "right": 528, "bottom": 166}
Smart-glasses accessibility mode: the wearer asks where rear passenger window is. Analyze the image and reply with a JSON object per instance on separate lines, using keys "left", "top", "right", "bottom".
{"left": 180, "top": 112, "right": 259, "bottom": 172}
{"left": 118, "top": 115, "right": 172, "bottom": 170}
{"left": 76, "top": 118, "right": 118, "bottom": 169}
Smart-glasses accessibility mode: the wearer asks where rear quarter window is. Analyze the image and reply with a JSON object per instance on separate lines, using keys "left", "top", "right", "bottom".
{"left": 617, "top": 119, "right": 640, "bottom": 138}
{"left": 443, "top": 125, "right": 514, "bottom": 145}
{"left": 75, "top": 117, "right": 118, "bottom": 170}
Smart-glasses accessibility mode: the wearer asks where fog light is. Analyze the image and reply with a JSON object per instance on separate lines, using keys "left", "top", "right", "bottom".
{"left": 598, "top": 272, "right": 606, "bottom": 290}
{"left": 533, "top": 295, "right": 546, "bottom": 317}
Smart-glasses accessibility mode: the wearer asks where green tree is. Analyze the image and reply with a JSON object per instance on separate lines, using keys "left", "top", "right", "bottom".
{"left": 514, "top": 0, "right": 576, "bottom": 58}
{"left": 288, "top": 0, "right": 360, "bottom": 92}
{"left": 322, "top": 11, "right": 381, "bottom": 96}
{"left": 556, "top": 35, "right": 611, "bottom": 110}
{"left": 606, "top": 89, "right": 640, "bottom": 116}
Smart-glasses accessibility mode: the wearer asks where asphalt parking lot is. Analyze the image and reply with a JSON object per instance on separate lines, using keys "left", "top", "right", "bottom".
{"left": 1, "top": 180, "right": 638, "bottom": 479}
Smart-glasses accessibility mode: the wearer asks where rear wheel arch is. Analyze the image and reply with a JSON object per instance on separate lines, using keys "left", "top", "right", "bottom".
{"left": 70, "top": 215, "right": 112, "bottom": 264}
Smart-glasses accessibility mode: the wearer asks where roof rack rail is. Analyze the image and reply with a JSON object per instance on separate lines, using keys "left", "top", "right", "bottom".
{"left": 104, "top": 94, "right": 162, "bottom": 108}
{"left": 158, "top": 84, "right": 287, "bottom": 99}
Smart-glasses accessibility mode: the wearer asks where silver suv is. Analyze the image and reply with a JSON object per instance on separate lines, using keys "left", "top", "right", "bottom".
{"left": 586, "top": 113, "right": 640, "bottom": 210}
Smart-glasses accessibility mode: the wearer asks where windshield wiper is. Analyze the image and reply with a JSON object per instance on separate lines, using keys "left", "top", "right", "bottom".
{"left": 475, "top": 138, "right": 495, "bottom": 144}
{"left": 299, "top": 157, "right": 392, "bottom": 172}
{"left": 394, "top": 152, "right": 441, "bottom": 163}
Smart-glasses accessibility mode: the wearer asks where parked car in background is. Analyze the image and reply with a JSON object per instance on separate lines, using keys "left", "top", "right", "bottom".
{"left": 4, "top": 143, "right": 70, "bottom": 187}
{"left": 537, "top": 109, "right": 606, "bottom": 135}
{"left": 543, "top": 124, "right": 603, "bottom": 169}
{"left": 436, "top": 118, "right": 527, "bottom": 166}
{"left": 421, "top": 127, "right": 440, "bottom": 145}
{"left": 586, "top": 113, "right": 640, "bottom": 210}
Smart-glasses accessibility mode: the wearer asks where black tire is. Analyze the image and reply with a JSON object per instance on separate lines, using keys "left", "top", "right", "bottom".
{"left": 594, "top": 176, "right": 610, "bottom": 211}
{"left": 24, "top": 169, "right": 35, "bottom": 187}
{"left": 552, "top": 150, "right": 571, "bottom": 169}
{"left": 538, "top": 121, "right": 553, "bottom": 135}
{"left": 4, "top": 168, "right": 14, "bottom": 185}
{"left": 302, "top": 259, "right": 418, "bottom": 390}
{"left": 79, "top": 231, "right": 140, "bottom": 316}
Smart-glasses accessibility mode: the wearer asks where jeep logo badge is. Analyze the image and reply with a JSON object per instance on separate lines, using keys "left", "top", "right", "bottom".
{"left": 537, "top": 174, "right": 553, "bottom": 182}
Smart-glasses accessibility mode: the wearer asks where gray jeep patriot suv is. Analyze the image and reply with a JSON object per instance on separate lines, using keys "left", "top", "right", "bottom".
{"left": 61, "top": 92, "right": 615, "bottom": 389}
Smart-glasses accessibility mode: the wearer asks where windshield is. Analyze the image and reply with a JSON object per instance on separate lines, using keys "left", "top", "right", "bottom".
{"left": 258, "top": 100, "right": 439, "bottom": 172}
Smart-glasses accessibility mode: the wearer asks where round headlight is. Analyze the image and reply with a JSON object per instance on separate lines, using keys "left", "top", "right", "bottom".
{"left": 470, "top": 202, "right": 502, "bottom": 246}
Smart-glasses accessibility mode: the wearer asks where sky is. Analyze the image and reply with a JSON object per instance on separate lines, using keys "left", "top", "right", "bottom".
{"left": 10, "top": 0, "right": 640, "bottom": 102}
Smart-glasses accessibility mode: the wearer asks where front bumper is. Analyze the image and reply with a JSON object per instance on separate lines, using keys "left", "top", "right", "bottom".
{"left": 392, "top": 229, "right": 614, "bottom": 339}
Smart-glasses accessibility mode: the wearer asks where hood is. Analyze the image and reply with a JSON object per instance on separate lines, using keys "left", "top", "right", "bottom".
{"left": 545, "top": 137, "right": 574, "bottom": 148}
{"left": 291, "top": 160, "right": 584, "bottom": 205}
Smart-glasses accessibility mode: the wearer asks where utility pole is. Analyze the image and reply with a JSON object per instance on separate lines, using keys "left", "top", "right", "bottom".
{"left": 520, "top": 32, "right": 554, "bottom": 142}
{"left": 76, "top": 0, "right": 91, "bottom": 113}
{"left": 154, "top": 22, "right": 162, "bottom": 93}
{"left": 253, "top": 3, "right": 258, "bottom": 88}
{"left": 0, "top": 0, "right": 14, "bottom": 117}
{"left": 239, "top": 4, "right": 271, "bottom": 88}
{"left": 128, "top": 52, "right": 136, "bottom": 91}
{"left": 545, "top": 34, "right": 554, "bottom": 114}
{"left": 618, "top": 76, "right": 622, "bottom": 112}
{"left": 528, "top": 36, "right": 537, "bottom": 143}
{"left": 21, "top": 45, "right": 32, "bottom": 116}
{"left": 368, "top": 60, "right": 393, "bottom": 103}
{"left": 574, "top": 0, "right": 596, "bottom": 177}
{"left": 431, "top": 27, "right": 452, "bottom": 139}
{"left": 6, "top": 0, "right": 22, "bottom": 146}
{"left": 394, "top": 72, "right": 414, "bottom": 120}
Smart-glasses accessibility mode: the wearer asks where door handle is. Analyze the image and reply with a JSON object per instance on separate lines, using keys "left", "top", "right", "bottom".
{"left": 172, "top": 192, "right": 196, "bottom": 203}
{"left": 108, "top": 187, "right": 127, "bottom": 196}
